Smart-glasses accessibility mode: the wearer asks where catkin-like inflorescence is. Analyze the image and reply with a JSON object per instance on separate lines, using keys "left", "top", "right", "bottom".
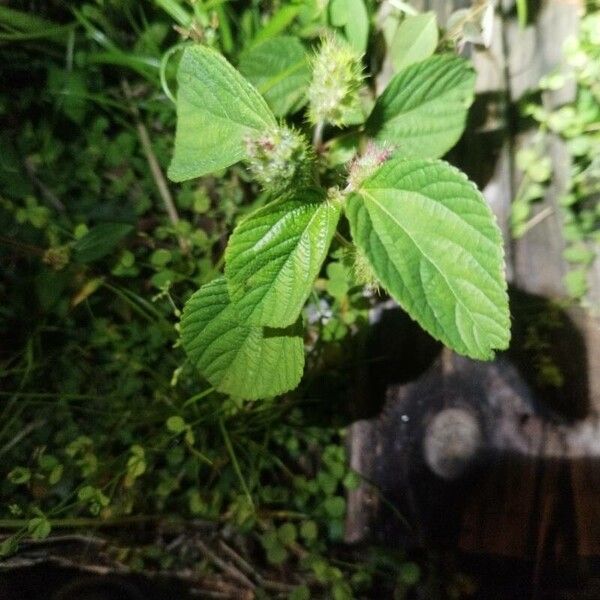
{"left": 352, "top": 246, "right": 379, "bottom": 292}
{"left": 245, "top": 126, "right": 312, "bottom": 192}
{"left": 347, "top": 142, "right": 394, "bottom": 190}
{"left": 308, "top": 35, "right": 364, "bottom": 127}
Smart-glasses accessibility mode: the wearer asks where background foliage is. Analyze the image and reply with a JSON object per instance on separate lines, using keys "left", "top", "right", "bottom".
{"left": 0, "top": 1, "right": 423, "bottom": 597}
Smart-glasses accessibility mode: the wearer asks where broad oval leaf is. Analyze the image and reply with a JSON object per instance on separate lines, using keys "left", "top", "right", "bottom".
{"left": 225, "top": 189, "right": 341, "bottom": 328}
{"left": 390, "top": 12, "right": 438, "bottom": 72}
{"left": 366, "top": 55, "right": 475, "bottom": 159}
{"left": 168, "top": 45, "right": 276, "bottom": 182}
{"left": 346, "top": 158, "right": 510, "bottom": 359}
{"left": 181, "top": 277, "right": 304, "bottom": 399}
{"left": 238, "top": 36, "right": 311, "bottom": 117}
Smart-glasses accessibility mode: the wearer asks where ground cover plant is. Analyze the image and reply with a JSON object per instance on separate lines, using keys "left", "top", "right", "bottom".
{"left": 1, "top": 0, "right": 511, "bottom": 597}
{"left": 511, "top": 0, "right": 600, "bottom": 307}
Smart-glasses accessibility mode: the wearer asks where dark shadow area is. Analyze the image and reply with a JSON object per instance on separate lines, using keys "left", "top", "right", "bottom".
{"left": 364, "top": 306, "right": 443, "bottom": 394}
{"left": 302, "top": 303, "right": 443, "bottom": 426}
{"left": 0, "top": 564, "right": 190, "bottom": 600}
{"left": 507, "top": 288, "right": 590, "bottom": 421}
{"left": 501, "top": 0, "right": 543, "bottom": 27}
{"left": 448, "top": 91, "right": 510, "bottom": 192}
{"left": 371, "top": 454, "right": 600, "bottom": 599}
{"left": 356, "top": 306, "right": 442, "bottom": 422}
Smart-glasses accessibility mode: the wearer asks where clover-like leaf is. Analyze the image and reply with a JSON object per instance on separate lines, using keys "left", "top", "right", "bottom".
{"left": 366, "top": 55, "right": 475, "bottom": 159}
{"left": 225, "top": 189, "right": 341, "bottom": 328}
{"left": 180, "top": 278, "right": 304, "bottom": 399}
{"left": 346, "top": 158, "right": 510, "bottom": 359}
{"left": 168, "top": 45, "right": 277, "bottom": 182}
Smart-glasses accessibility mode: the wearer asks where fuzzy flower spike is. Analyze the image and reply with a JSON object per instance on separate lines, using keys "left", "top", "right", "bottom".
{"left": 308, "top": 34, "right": 364, "bottom": 128}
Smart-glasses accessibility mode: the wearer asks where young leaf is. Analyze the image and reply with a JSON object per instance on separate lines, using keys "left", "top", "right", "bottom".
{"left": 346, "top": 158, "right": 510, "bottom": 359}
{"left": 225, "top": 189, "right": 341, "bottom": 328}
{"left": 342, "top": 0, "right": 370, "bottom": 53}
{"left": 239, "top": 36, "right": 311, "bottom": 117}
{"left": 180, "top": 278, "right": 304, "bottom": 399}
{"left": 168, "top": 45, "right": 276, "bottom": 182}
{"left": 252, "top": 4, "right": 302, "bottom": 45}
{"left": 329, "top": 0, "right": 349, "bottom": 27}
{"left": 366, "top": 55, "right": 475, "bottom": 159}
{"left": 390, "top": 12, "right": 438, "bottom": 72}
{"left": 329, "top": 0, "right": 369, "bottom": 53}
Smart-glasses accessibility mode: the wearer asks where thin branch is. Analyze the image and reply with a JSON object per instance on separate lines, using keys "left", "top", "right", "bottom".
{"left": 218, "top": 541, "right": 296, "bottom": 593}
{"left": 24, "top": 157, "right": 66, "bottom": 212}
{"left": 195, "top": 539, "right": 256, "bottom": 591}
{"left": 0, "top": 419, "right": 45, "bottom": 459}
{"left": 520, "top": 206, "right": 555, "bottom": 236}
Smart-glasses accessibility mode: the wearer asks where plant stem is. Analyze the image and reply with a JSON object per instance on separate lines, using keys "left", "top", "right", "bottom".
{"left": 219, "top": 418, "right": 254, "bottom": 508}
{"left": 312, "top": 120, "right": 324, "bottom": 149}
{"left": 520, "top": 206, "right": 555, "bottom": 236}
{"left": 335, "top": 231, "right": 354, "bottom": 249}
{"left": 0, "top": 419, "right": 44, "bottom": 459}
{"left": 154, "top": 0, "right": 192, "bottom": 26}
{"left": 121, "top": 79, "right": 189, "bottom": 254}
{"left": 0, "top": 515, "right": 159, "bottom": 529}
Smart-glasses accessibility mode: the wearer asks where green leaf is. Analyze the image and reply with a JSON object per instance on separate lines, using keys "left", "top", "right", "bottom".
{"left": 8, "top": 467, "right": 31, "bottom": 485}
{"left": 329, "top": 0, "right": 349, "bottom": 27}
{"left": 343, "top": 0, "right": 370, "bottom": 53}
{"left": 73, "top": 222, "right": 133, "bottom": 263}
{"left": 180, "top": 278, "right": 304, "bottom": 399}
{"left": 323, "top": 495, "right": 346, "bottom": 518}
{"left": 366, "top": 55, "right": 475, "bottom": 159}
{"left": 239, "top": 36, "right": 311, "bottom": 117}
{"left": 277, "top": 522, "right": 298, "bottom": 545}
{"left": 565, "top": 268, "right": 587, "bottom": 298}
{"left": 27, "top": 516, "right": 51, "bottom": 540}
{"left": 290, "top": 585, "right": 311, "bottom": 600}
{"left": 346, "top": 158, "right": 510, "bottom": 359}
{"left": 225, "top": 189, "right": 341, "bottom": 328}
{"left": 166, "top": 415, "right": 187, "bottom": 433}
{"left": 252, "top": 4, "right": 302, "bottom": 45}
{"left": 0, "top": 537, "right": 18, "bottom": 557}
{"left": 390, "top": 12, "right": 438, "bottom": 72}
{"left": 329, "top": 0, "right": 369, "bottom": 52}
{"left": 266, "top": 542, "right": 288, "bottom": 564}
{"left": 399, "top": 561, "right": 421, "bottom": 586}
{"left": 168, "top": 45, "right": 276, "bottom": 182}
{"left": 300, "top": 520, "right": 318, "bottom": 541}
{"left": 563, "top": 243, "right": 595, "bottom": 265}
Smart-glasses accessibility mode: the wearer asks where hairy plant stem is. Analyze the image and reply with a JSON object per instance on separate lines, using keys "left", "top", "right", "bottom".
{"left": 312, "top": 120, "right": 324, "bottom": 149}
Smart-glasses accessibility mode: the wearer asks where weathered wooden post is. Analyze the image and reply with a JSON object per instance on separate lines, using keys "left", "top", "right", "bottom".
{"left": 346, "top": 0, "right": 600, "bottom": 584}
